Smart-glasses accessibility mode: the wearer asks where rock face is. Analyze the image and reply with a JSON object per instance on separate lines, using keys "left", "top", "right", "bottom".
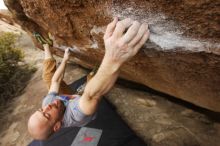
{"left": 0, "top": 10, "right": 14, "bottom": 24}
{"left": 3, "top": 0, "right": 220, "bottom": 112}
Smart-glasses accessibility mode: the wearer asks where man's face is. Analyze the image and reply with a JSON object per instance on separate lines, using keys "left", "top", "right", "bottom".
{"left": 28, "top": 99, "right": 65, "bottom": 139}
{"left": 37, "top": 99, "right": 65, "bottom": 122}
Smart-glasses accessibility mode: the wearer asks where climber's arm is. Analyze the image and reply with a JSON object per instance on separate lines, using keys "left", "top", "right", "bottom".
{"left": 48, "top": 48, "right": 70, "bottom": 93}
{"left": 79, "top": 18, "right": 150, "bottom": 115}
{"left": 79, "top": 58, "right": 120, "bottom": 114}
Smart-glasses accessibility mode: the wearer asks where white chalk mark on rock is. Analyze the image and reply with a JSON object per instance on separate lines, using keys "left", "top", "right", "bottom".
{"left": 89, "top": 25, "right": 106, "bottom": 49}
{"left": 111, "top": 5, "right": 220, "bottom": 54}
{"left": 54, "top": 44, "right": 82, "bottom": 54}
{"left": 90, "top": 25, "right": 105, "bottom": 35}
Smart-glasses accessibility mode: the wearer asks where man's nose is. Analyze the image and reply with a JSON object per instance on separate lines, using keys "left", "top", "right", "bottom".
{"left": 44, "top": 104, "right": 52, "bottom": 111}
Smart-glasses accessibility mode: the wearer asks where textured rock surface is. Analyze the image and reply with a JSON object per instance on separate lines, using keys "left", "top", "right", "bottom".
{"left": 3, "top": 0, "right": 220, "bottom": 111}
{"left": 0, "top": 9, "right": 14, "bottom": 24}
{"left": 106, "top": 85, "right": 220, "bottom": 146}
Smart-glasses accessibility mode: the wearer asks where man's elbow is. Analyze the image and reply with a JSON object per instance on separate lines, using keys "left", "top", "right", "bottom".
{"left": 83, "top": 90, "right": 102, "bottom": 101}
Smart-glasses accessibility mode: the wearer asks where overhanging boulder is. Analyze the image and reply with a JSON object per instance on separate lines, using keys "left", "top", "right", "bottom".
{"left": 3, "top": 0, "right": 220, "bottom": 112}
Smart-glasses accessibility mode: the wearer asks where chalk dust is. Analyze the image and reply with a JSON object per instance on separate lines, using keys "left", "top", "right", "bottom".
{"left": 110, "top": 5, "right": 220, "bottom": 53}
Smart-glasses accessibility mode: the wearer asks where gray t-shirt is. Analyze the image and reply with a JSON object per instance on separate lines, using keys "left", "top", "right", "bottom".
{"left": 42, "top": 92, "right": 96, "bottom": 128}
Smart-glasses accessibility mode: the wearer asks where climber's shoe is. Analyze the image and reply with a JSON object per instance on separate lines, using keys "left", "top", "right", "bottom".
{"left": 33, "top": 32, "right": 53, "bottom": 46}
{"left": 46, "top": 32, "right": 53, "bottom": 46}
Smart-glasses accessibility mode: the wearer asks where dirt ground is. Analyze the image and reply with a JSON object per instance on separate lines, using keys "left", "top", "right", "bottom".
{"left": 0, "top": 20, "right": 220, "bottom": 146}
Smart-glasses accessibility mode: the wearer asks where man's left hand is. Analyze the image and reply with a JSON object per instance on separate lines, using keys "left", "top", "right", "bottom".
{"left": 103, "top": 18, "right": 150, "bottom": 69}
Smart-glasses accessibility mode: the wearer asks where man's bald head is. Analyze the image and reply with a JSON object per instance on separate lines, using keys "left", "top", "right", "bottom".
{"left": 28, "top": 112, "right": 53, "bottom": 140}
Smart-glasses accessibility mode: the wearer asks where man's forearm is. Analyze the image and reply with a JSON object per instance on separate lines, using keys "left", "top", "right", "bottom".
{"left": 83, "top": 58, "right": 120, "bottom": 100}
{"left": 51, "top": 59, "right": 67, "bottom": 83}
{"left": 49, "top": 48, "right": 70, "bottom": 93}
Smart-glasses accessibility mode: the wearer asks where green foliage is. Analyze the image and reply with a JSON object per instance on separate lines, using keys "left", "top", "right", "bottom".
{"left": 0, "top": 32, "right": 35, "bottom": 105}
{"left": 0, "top": 32, "right": 23, "bottom": 82}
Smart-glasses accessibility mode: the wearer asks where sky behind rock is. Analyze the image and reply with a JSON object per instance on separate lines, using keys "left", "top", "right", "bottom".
{"left": 0, "top": 0, "right": 7, "bottom": 9}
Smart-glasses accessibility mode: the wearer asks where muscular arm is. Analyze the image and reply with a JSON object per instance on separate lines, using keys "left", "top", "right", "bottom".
{"left": 79, "top": 58, "right": 119, "bottom": 115}
{"left": 83, "top": 58, "right": 120, "bottom": 99}
{"left": 49, "top": 49, "right": 70, "bottom": 93}
{"left": 79, "top": 18, "right": 149, "bottom": 115}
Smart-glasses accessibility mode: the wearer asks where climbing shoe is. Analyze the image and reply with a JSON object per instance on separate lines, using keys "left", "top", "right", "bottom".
{"left": 33, "top": 32, "right": 53, "bottom": 46}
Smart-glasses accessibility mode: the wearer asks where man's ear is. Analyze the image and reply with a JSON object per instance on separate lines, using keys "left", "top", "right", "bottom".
{"left": 53, "top": 121, "right": 61, "bottom": 132}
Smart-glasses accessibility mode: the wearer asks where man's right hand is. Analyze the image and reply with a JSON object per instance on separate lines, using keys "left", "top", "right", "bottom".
{"left": 103, "top": 18, "right": 150, "bottom": 69}
{"left": 63, "top": 48, "right": 70, "bottom": 62}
